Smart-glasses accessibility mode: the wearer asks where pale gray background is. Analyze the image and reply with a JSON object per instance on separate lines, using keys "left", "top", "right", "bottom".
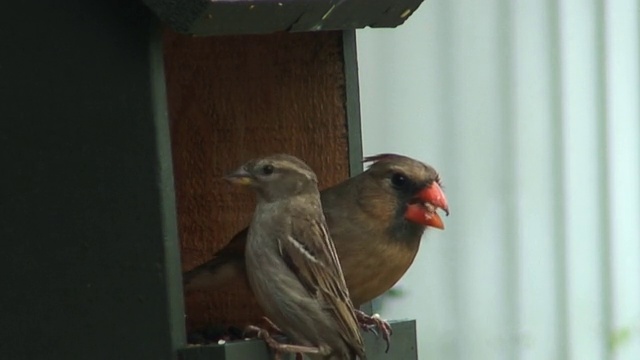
{"left": 357, "top": 0, "right": 640, "bottom": 359}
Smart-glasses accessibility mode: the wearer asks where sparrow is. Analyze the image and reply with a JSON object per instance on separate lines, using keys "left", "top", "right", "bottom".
{"left": 226, "top": 154, "right": 366, "bottom": 360}
{"left": 185, "top": 154, "right": 449, "bottom": 348}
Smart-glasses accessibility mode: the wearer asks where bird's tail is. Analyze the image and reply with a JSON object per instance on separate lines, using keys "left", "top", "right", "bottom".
{"left": 182, "top": 228, "right": 249, "bottom": 291}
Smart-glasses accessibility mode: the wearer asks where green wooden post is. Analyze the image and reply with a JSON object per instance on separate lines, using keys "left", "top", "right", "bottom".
{"left": 0, "top": 1, "right": 185, "bottom": 359}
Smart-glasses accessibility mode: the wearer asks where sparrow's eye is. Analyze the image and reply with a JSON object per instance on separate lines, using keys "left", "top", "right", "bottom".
{"left": 391, "top": 172, "right": 407, "bottom": 188}
{"left": 262, "top": 164, "right": 274, "bottom": 175}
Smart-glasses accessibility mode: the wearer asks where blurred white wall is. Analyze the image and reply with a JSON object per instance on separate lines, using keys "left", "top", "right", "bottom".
{"left": 356, "top": 0, "right": 640, "bottom": 359}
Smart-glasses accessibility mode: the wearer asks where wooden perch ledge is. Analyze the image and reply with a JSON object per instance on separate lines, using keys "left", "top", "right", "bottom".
{"left": 143, "top": 0, "right": 424, "bottom": 35}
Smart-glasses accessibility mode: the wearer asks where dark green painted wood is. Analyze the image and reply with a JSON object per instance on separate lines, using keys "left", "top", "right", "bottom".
{"left": 178, "top": 320, "right": 417, "bottom": 359}
{"left": 365, "top": 320, "right": 418, "bottom": 360}
{"left": 179, "top": 339, "right": 296, "bottom": 360}
{"left": 0, "top": 0, "right": 185, "bottom": 358}
{"left": 343, "top": 29, "right": 365, "bottom": 179}
{"left": 143, "top": 0, "right": 424, "bottom": 35}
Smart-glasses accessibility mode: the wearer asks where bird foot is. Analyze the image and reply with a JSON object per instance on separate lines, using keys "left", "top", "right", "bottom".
{"left": 244, "top": 324, "right": 321, "bottom": 360}
{"left": 260, "top": 316, "right": 303, "bottom": 360}
{"left": 354, "top": 310, "right": 393, "bottom": 352}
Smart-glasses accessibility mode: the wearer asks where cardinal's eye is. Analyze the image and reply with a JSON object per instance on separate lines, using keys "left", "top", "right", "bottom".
{"left": 391, "top": 172, "right": 407, "bottom": 188}
{"left": 262, "top": 164, "right": 274, "bottom": 175}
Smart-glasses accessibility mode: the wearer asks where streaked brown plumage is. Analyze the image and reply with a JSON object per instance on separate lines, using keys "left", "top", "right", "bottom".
{"left": 226, "top": 154, "right": 366, "bottom": 359}
{"left": 186, "top": 154, "right": 448, "bottom": 348}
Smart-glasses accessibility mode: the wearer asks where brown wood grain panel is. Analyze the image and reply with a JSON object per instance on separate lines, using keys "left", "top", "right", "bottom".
{"left": 163, "top": 29, "right": 351, "bottom": 332}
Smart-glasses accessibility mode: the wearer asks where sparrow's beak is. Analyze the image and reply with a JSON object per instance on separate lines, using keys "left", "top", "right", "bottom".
{"left": 404, "top": 182, "right": 449, "bottom": 230}
{"left": 224, "top": 167, "right": 254, "bottom": 186}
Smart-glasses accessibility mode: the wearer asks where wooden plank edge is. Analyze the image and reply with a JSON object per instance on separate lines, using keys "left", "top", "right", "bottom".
{"left": 178, "top": 319, "right": 417, "bottom": 359}
{"left": 143, "top": 0, "right": 424, "bottom": 35}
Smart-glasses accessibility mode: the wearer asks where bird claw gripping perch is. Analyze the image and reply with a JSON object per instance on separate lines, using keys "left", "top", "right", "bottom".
{"left": 243, "top": 321, "right": 321, "bottom": 360}
{"left": 354, "top": 310, "right": 393, "bottom": 353}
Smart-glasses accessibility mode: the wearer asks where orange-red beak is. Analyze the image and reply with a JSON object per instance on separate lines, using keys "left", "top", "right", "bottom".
{"left": 404, "top": 182, "right": 449, "bottom": 230}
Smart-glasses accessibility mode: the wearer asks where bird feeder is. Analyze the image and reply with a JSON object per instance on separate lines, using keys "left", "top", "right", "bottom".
{"left": 2, "top": 0, "right": 422, "bottom": 359}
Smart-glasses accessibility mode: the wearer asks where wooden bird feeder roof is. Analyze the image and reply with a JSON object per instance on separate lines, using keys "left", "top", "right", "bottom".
{"left": 143, "top": 0, "right": 424, "bottom": 35}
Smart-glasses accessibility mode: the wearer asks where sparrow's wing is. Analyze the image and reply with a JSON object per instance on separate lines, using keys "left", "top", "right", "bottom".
{"left": 277, "top": 213, "right": 365, "bottom": 356}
